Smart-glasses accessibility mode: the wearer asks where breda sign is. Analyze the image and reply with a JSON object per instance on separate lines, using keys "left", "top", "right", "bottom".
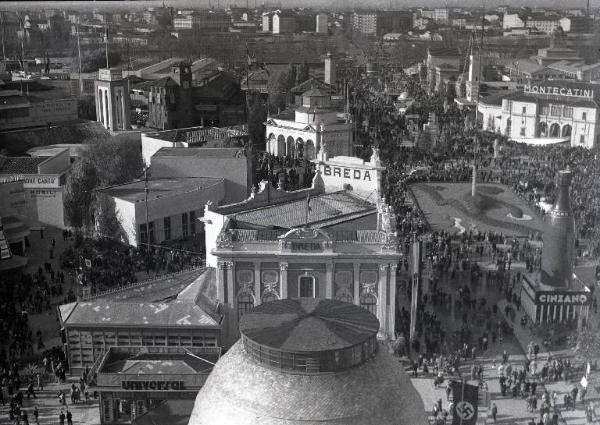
{"left": 323, "top": 165, "right": 372, "bottom": 181}
{"left": 535, "top": 291, "right": 591, "bottom": 306}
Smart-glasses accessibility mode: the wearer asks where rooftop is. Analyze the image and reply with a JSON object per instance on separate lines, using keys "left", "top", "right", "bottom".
{"left": 100, "top": 351, "right": 217, "bottom": 375}
{"left": 0, "top": 156, "right": 46, "bottom": 174}
{"left": 99, "top": 177, "right": 223, "bottom": 203}
{"left": 240, "top": 298, "right": 379, "bottom": 354}
{"left": 230, "top": 191, "right": 375, "bottom": 229}
{"left": 59, "top": 299, "right": 220, "bottom": 328}
{"left": 152, "top": 147, "right": 246, "bottom": 158}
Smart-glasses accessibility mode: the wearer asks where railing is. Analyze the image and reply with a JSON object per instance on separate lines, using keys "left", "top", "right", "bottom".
{"left": 85, "top": 348, "right": 105, "bottom": 386}
{"left": 80, "top": 265, "right": 206, "bottom": 301}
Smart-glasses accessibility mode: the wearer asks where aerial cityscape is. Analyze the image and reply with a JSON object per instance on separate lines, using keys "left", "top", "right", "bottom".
{"left": 0, "top": 1, "right": 599, "bottom": 424}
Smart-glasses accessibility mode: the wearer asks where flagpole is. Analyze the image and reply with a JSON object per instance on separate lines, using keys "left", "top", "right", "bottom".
{"left": 105, "top": 23, "right": 109, "bottom": 69}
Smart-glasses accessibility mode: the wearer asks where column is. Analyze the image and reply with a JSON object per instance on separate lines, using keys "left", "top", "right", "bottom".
{"left": 325, "top": 262, "right": 334, "bottom": 299}
{"left": 104, "top": 89, "right": 110, "bottom": 129}
{"left": 378, "top": 264, "right": 388, "bottom": 336}
{"left": 97, "top": 90, "right": 103, "bottom": 125}
{"left": 253, "top": 262, "right": 261, "bottom": 306}
{"left": 216, "top": 261, "right": 226, "bottom": 303}
{"left": 388, "top": 264, "right": 398, "bottom": 338}
{"left": 226, "top": 261, "right": 234, "bottom": 307}
{"left": 279, "top": 262, "right": 288, "bottom": 299}
{"left": 559, "top": 305, "right": 564, "bottom": 322}
{"left": 552, "top": 304, "right": 557, "bottom": 322}
{"left": 353, "top": 263, "right": 360, "bottom": 306}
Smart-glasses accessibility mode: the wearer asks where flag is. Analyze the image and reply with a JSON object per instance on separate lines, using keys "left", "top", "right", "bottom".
{"left": 451, "top": 381, "right": 478, "bottom": 425}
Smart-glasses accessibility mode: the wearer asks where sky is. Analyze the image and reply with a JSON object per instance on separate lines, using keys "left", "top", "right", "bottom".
{"left": 0, "top": 0, "right": 595, "bottom": 11}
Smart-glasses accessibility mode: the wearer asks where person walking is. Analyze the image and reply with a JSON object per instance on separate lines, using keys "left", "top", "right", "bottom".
{"left": 66, "top": 409, "right": 73, "bottom": 425}
{"left": 33, "top": 406, "right": 39, "bottom": 425}
{"left": 59, "top": 410, "right": 65, "bottom": 425}
{"left": 491, "top": 403, "right": 498, "bottom": 423}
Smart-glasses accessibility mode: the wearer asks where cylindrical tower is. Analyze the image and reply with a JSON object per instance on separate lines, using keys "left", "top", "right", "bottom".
{"left": 541, "top": 170, "right": 575, "bottom": 288}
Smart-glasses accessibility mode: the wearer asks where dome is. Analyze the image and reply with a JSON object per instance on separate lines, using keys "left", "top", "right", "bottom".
{"left": 187, "top": 299, "right": 428, "bottom": 425}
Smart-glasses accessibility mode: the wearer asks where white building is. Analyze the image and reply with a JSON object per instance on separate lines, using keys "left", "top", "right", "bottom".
{"left": 266, "top": 89, "right": 353, "bottom": 160}
{"left": 272, "top": 13, "right": 295, "bottom": 34}
{"left": 316, "top": 13, "right": 328, "bottom": 34}
{"left": 98, "top": 177, "right": 225, "bottom": 247}
{"left": 503, "top": 13, "right": 525, "bottom": 29}
{"left": 479, "top": 81, "right": 600, "bottom": 149}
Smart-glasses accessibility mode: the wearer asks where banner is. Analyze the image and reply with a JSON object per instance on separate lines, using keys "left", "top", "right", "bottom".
{"left": 409, "top": 240, "right": 421, "bottom": 341}
{"left": 451, "top": 381, "right": 478, "bottom": 425}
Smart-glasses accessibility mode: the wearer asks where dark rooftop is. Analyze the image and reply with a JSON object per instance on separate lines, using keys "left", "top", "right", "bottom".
{"left": 153, "top": 147, "right": 246, "bottom": 158}
{"left": 100, "top": 351, "right": 217, "bottom": 375}
{"left": 0, "top": 156, "right": 46, "bottom": 174}
{"left": 240, "top": 298, "right": 379, "bottom": 353}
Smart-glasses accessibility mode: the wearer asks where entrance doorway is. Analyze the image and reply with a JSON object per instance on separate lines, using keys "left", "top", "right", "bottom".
{"left": 298, "top": 275, "right": 316, "bottom": 297}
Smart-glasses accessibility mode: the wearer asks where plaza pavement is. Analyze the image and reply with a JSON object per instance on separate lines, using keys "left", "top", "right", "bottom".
{"left": 407, "top": 261, "right": 600, "bottom": 425}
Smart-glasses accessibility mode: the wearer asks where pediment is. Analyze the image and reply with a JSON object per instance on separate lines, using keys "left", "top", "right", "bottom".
{"left": 280, "top": 227, "right": 331, "bottom": 242}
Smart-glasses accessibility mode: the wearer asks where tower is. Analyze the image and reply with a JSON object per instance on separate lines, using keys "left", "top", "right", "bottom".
{"left": 94, "top": 68, "right": 131, "bottom": 131}
{"left": 466, "top": 54, "right": 480, "bottom": 102}
{"left": 324, "top": 52, "right": 335, "bottom": 86}
{"left": 170, "top": 61, "right": 192, "bottom": 89}
{"left": 540, "top": 170, "right": 575, "bottom": 288}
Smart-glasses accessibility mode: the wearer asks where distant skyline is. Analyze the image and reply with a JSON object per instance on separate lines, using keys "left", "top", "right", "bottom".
{"left": 0, "top": 0, "right": 596, "bottom": 11}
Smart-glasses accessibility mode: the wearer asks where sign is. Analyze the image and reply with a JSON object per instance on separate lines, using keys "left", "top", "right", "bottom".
{"left": 451, "top": 381, "right": 478, "bottom": 425}
{"left": 121, "top": 380, "right": 185, "bottom": 391}
{"left": 323, "top": 165, "right": 372, "bottom": 181}
{"left": 0, "top": 174, "right": 61, "bottom": 188}
{"left": 291, "top": 242, "right": 322, "bottom": 252}
{"left": 535, "top": 291, "right": 591, "bottom": 306}
{"left": 524, "top": 84, "right": 594, "bottom": 99}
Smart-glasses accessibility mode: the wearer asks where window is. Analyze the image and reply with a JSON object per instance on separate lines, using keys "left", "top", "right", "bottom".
{"left": 522, "top": 106, "right": 526, "bottom": 114}
{"left": 182, "top": 212, "right": 189, "bottom": 237}
{"left": 563, "top": 106, "right": 573, "bottom": 118}
{"left": 582, "top": 112, "right": 587, "bottom": 121}
{"left": 550, "top": 104, "right": 562, "bottom": 117}
{"left": 163, "top": 217, "right": 171, "bottom": 240}
{"left": 140, "top": 223, "right": 148, "bottom": 244}
{"left": 520, "top": 127, "right": 526, "bottom": 136}
{"left": 237, "top": 293, "right": 254, "bottom": 319}
{"left": 580, "top": 135, "right": 586, "bottom": 144}
{"left": 298, "top": 275, "right": 316, "bottom": 297}
{"left": 148, "top": 222, "right": 155, "bottom": 243}
{"left": 506, "top": 119, "right": 512, "bottom": 136}
{"left": 189, "top": 211, "right": 196, "bottom": 235}
{"left": 541, "top": 104, "right": 549, "bottom": 115}
{"left": 360, "top": 293, "right": 377, "bottom": 314}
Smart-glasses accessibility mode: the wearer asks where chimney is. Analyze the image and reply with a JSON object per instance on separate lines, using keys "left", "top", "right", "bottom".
{"left": 540, "top": 170, "right": 575, "bottom": 288}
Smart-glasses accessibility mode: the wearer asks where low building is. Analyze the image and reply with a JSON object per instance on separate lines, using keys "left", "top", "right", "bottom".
{"left": 96, "top": 345, "right": 220, "bottom": 425}
{"left": 0, "top": 149, "right": 71, "bottom": 228}
{"left": 58, "top": 268, "right": 222, "bottom": 375}
{"left": 533, "top": 46, "right": 583, "bottom": 66}
{"left": 479, "top": 81, "right": 600, "bottom": 148}
{"left": 0, "top": 89, "right": 78, "bottom": 131}
{"left": 266, "top": 89, "right": 353, "bottom": 160}
{"left": 148, "top": 147, "right": 253, "bottom": 204}
{"left": 98, "top": 177, "right": 225, "bottom": 247}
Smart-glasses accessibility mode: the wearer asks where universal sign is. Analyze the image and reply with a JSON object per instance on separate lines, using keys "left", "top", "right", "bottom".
{"left": 121, "top": 380, "right": 185, "bottom": 391}
{"left": 524, "top": 84, "right": 594, "bottom": 99}
{"left": 535, "top": 291, "right": 590, "bottom": 306}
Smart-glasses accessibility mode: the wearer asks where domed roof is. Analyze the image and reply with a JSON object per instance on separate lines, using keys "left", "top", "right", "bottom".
{"left": 187, "top": 340, "right": 428, "bottom": 425}
{"left": 240, "top": 298, "right": 378, "bottom": 353}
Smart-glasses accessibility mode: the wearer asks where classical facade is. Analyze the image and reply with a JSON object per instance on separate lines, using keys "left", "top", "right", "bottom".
{"left": 95, "top": 68, "right": 131, "bottom": 132}
{"left": 265, "top": 89, "right": 353, "bottom": 160}
{"left": 201, "top": 150, "right": 405, "bottom": 347}
{"left": 479, "top": 81, "right": 600, "bottom": 148}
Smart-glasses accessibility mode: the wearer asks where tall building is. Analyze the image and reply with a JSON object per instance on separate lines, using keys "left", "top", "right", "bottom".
{"left": 316, "top": 12, "right": 328, "bottom": 34}
{"left": 187, "top": 298, "right": 428, "bottom": 425}
{"left": 272, "top": 12, "right": 296, "bottom": 34}
{"left": 94, "top": 68, "right": 131, "bottom": 132}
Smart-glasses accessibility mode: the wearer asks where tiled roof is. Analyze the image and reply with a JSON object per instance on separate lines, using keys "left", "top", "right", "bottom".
{"left": 0, "top": 156, "right": 46, "bottom": 174}
{"left": 153, "top": 147, "right": 246, "bottom": 158}
{"left": 60, "top": 300, "right": 220, "bottom": 328}
{"left": 101, "top": 352, "right": 216, "bottom": 375}
{"left": 187, "top": 341, "right": 428, "bottom": 425}
{"left": 232, "top": 191, "right": 375, "bottom": 229}
{"left": 240, "top": 299, "right": 379, "bottom": 352}
{"left": 290, "top": 77, "right": 334, "bottom": 94}
{"left": 503, "top": 90, "right": 599, "bottom": 108}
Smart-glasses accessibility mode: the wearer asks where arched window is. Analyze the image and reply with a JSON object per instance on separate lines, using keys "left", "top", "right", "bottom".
{"left": 561, "top": 124, "right": 572, "bottom": 138}
{"left": 335, "top": 293, "right": 353, "bottom": 303}
{"left": 550, "top": 123, "right": 560, "bottom": 138}
{"left": 360, "top": 293, "right": 378, "bottom": 315}
{"left": 538, "top": 121, "right": 548, "bottom": 137}
{"left": 237, "top": 292, "right": 254, "bottom": 319}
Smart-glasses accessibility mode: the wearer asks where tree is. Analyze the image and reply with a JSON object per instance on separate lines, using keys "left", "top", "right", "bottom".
{"left": 267, "top": 68, "right": 293, "bottom": 112}
{"left": 95, "top": 193, "right": 126, "bottom": 242}
{"left": 64, "top": 159, "right": 97, "bottom": 229}
{"left": 80, "top": 50, "right": 121, "bottom": 73}
{"left": 246, "top": 90, "right": 267, "bottom": 151}
{"left": 568, "top": 326, "right": 600, "bottom": 363}
{"left": 296, "top": 61, "right": 309, "bottom": 85}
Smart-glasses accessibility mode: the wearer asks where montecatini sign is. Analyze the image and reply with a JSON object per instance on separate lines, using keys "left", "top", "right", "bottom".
{"left": 524, "top": 84, "right": 594, "bottom": 99}
{"left": 535, "top": 291, "right": 591, "bottom": 306}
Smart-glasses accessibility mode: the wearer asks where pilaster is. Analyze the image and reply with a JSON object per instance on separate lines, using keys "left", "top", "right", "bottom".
{"left": 279, "top": 262, "right": 288, "bottom": 299}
